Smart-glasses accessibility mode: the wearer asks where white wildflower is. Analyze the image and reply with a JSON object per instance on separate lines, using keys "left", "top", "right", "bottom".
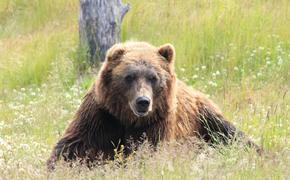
{"left": 277, "top": 56, "right": 283, "bottom": 65}
{"left": 0, "top": 137, "right": 5, "bottom": 145}
{"left": 180, "top": 68, "right": 186, "bottom": 72}
{"left": 20, "top": 144, "right": 30, "bottom": 150}
{"left": 208, "top": 81, "right": 217, "bottom": 87}
{"left": 192, "top": 75, "right": 198, "bottom": 79}
{"left": 258, "top": 46, "right": 264, "bottom": 50}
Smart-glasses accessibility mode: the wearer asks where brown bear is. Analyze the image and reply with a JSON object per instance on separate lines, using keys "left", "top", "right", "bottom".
{"left": 47, "top": 41, "right": 260, "bottom": 170}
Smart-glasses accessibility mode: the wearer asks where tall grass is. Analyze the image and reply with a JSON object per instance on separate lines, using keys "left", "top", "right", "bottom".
{"left": 0, "top": 0, "right": 78, "bottom": 37}
{"left": 0, "top": 0, "right": 289, "bottom": 179}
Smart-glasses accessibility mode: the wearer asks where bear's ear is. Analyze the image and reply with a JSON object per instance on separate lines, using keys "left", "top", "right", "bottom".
{"left": 158, "top": 43, "right": 175, "bottom": 64}
{"left": 106, "top": 43, "right": 126, "bottom": 62}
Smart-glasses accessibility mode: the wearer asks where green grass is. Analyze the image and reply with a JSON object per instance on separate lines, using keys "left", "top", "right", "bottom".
{"left": 0, "top": 0, "right": 289, "bottom": 179}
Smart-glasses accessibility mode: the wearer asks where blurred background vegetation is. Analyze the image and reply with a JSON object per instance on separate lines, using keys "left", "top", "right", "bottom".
{"left": 0, "top": 0, "right": 289, "bottom": 178}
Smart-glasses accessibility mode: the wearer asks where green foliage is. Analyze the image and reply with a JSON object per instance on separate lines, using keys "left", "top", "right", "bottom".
{"left": 0, "top": 0, "right": 289, "bottom": 178}
{"left": 122, "top": 0, "right": 289, "bottom": 86}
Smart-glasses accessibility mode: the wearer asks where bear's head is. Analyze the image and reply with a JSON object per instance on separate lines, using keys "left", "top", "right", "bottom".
{"left": 96, "top": 42, "right": 176, "bottom": 126}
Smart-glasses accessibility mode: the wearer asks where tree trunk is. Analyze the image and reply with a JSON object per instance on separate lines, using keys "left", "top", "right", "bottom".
{"left": 79, "top": 0, "right": 130, "bottom": 64}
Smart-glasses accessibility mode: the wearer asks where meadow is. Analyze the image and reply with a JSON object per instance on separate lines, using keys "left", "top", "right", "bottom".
{"left": 0, "top": 0, "right": 289, "bottom": 179}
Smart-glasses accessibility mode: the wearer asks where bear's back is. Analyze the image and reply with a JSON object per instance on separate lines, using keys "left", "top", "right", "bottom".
{"left": 174, "top": 80, "right": 222, "bottom": 138}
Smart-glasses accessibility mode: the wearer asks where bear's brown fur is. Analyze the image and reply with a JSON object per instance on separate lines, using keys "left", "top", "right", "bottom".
{"left": 47, "top": 42, "right": 260, "bottom": 170}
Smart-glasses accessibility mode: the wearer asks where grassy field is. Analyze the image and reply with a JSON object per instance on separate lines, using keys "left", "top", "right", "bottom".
{"left": 0, "top": 0, "right": 289, "bottom": 179}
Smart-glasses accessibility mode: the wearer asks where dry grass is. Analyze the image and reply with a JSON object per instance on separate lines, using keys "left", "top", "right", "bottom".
{"left": 0, "top": 0, "right": 289, "bottom": 179}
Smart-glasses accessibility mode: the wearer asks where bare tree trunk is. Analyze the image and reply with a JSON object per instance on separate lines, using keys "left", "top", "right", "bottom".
{"left": 79, "top": 0, "right": 130, "bottom": 65}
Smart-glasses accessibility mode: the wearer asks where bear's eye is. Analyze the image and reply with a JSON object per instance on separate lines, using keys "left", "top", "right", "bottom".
{"left": 124, "top": 74, "right": 136, "bottom": 83}
{"left": 147, "top": 75, "right": 158, "bottom": 83}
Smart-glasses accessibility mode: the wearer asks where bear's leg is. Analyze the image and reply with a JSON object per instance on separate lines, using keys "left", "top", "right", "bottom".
{"left": 198, "top": 105, "right": 262, "bottom": 153}
{"left": 47, "top": 137, "right": 82, "bottom": 171}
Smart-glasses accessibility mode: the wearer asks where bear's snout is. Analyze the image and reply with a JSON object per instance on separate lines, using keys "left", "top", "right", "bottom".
{"left": 129, "top": 95, "right": 152, "bottom": 117}
{"left": 136, "top": 96, "right": 150, "bottom": 113}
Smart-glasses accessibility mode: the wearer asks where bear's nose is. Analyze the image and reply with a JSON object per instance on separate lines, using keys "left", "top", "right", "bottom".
{"left": 136, "top": 96, "right": 150, "bottom": 112}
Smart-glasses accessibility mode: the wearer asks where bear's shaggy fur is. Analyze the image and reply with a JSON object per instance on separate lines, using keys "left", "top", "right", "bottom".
{"left": 47, "top": 42, "right": 260, "bottom": 170}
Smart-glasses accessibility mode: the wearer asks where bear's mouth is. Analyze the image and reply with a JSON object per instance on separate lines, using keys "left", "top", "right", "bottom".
{"left": 134, "top": 111, "right": 149, "bottom": 117}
